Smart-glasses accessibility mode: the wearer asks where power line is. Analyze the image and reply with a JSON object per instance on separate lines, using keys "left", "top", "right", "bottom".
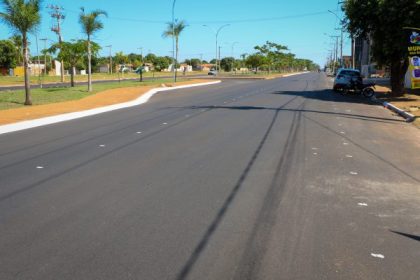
{"left": 62, "top": 8, "right": 329, "bottom": 25}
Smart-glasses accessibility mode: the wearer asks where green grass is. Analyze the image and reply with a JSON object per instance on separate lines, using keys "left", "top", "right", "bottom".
{"left": 0, "top": 78, "right": 183, "bottom": 110}
{"left": 0, "top": 71, "right": 207, "bottom": 86}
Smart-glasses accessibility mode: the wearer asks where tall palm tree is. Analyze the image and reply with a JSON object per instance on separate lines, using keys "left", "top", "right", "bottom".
{"left": 79, "top": 7, "right": 107, "bottom": 92}
{"left": 162, "top": 20, "right": 187, "bottom": 82}
{"left": 0, "top": 0, "right": 42, "bottom": 105}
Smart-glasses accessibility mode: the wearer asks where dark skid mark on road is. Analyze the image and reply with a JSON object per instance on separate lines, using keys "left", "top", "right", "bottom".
{"left": 390, "top": 230, "right": 420, "bottom": 242}
{"left": 304, "top": 115, "right": 420, "bottom": 183}
{"left": 174, "top": 96, "right": 300, "bottom": 280}
{"left": 233, "top": 100, "right": 306, "bottom": 280}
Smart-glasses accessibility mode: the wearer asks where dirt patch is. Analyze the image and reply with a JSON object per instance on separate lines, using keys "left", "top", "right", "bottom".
{"left": 375, "top": 86, "right": 420, "bottom": 127}
{"left": 0, "top": 79, "right": 214, "bottom": 125}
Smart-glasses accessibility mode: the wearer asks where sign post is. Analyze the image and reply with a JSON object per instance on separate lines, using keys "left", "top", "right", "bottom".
{"left": 405, "top": 27, "right": 420, "bottom": 89}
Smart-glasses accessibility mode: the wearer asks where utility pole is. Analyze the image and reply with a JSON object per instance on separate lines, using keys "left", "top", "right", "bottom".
{"left": 35, "top": 34, "right": 42, "bottom": 88}
{"left": 40, "top": 38, "right": 48, "bottom": 76}
{"left": 48, "top": 5, "right": 65, "bottom": 82}
{"left": 105, "top": 45, "right": 112, "bottom": 74}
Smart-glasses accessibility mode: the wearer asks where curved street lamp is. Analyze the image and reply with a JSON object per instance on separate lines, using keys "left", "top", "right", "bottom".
{"left": 172, "top": 0, "right": 177, "bottom": 82}
{"left": 203, "top": 24, "right": 230, "bottom": 74}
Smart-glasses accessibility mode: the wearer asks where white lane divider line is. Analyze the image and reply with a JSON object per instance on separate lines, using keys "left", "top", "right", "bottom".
{"left": 343, "top": 142, "right": 349, "bottom": 145}
{"left": 371, "top": 253, "right": 385, "bottom": 259}
{"left": 345, "top": 155, "right": 353, "bottom": 158}
{"left": 162, "top": 122, "right": 168, "bottom": 125}
{"left": 350, "top": 171, "right": 358, "bottom": 175}
{"left": 36, "top": 166, "right": 44, "bottom": 169}
{"left": 340, "top": 131, "right": 346, "bottom": 134}
{"left": 99, "top": 144, "right": 106, "bottom": 148}
{"left": 136, "top": 131, "right": 142, "bottom": 134}
{"left": 313, "top": 153, "right": 318, "bottom": 155}
{"left": 358, "top": 202, "right": 368, "bottom": 206}
{"left": 311, "top": 147, "right": 318, "bottom": 150}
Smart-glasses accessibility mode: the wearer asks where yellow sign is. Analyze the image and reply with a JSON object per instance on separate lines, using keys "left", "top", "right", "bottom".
{"left": 406, "top": 28, "right": 420, "bottom": 89}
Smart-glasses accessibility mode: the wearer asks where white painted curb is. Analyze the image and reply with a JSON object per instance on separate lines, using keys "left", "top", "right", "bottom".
{"left": 0, "top": 80, "right": 221, "bottom": 135}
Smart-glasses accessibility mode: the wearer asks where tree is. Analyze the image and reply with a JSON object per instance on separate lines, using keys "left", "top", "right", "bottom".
{"left": 162, "top": 20, "right": 187, "bottom": 82}
{"left": 114, "top": 51, "right": 128, "bottom": 65}
{"left": 343, "top": 0, "right": 420, "bottom": 95}
{"left": 255, "top": 41, "right": 289, "bottom": 73}
{"left": 79, "top": 7, "right": 107, "bottom": 92}
{"left": 189, "top": 58, "right": 202, "bottom": 70}
{"left": 0, "top": 0, "right": 42, "bottom": 105}
{"left": 154, "top": 56, "right": 171, "bottom": 72}
{"left": 145, "top": 53, "right": 157, "bottom": 64}
{"left": 220, "top": 57, "right": 235, "bottom": 72}
{"left": 246, "top": 54, "right": 266, "bottom": 73}
{"left": 0, "top": 39, "right": 18, "bottom": 70}
{"left": 10, "top": 35, "right": 23, "bottom": 65}
{"left": 49, "top": 40, "right": 99, "bottom": 87}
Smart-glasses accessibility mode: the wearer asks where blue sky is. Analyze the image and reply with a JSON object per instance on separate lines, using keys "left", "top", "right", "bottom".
{"left": 0, "top": 0, "right": 350, "bottom": 66}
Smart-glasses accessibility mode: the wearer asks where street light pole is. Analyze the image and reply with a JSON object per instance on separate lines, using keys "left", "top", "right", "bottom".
{"left": 40, "top": 38, "right": 48, "bottom": 76}
{"left": 203, "top": 24, "right": 230, "bottom": 75}
{"left": 328, "top": 10, "right": 344, "bottom": 68}
{"left": 231, "top": 41, "right": 239, "bottom": 73}
{"left": 172, "top": 0, "right": 177, "bottom": 83}
{"left": 105, "top": 45, "right": 112, "bottom": 74}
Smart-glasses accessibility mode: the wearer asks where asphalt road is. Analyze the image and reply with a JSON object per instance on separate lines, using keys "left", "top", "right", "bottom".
{"left": 0, "top": 73, "right": 419, "bottom": 279}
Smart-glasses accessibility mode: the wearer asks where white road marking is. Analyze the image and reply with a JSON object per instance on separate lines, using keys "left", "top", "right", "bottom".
{"left": 358, "top": 203, "right": 368, "bottom": 206}
{"left": 36, "top": 166, "right": 44, "bottom": 169}
{"left": 371, "top": 253, "right": 385, "bottom": 259}
{"left": 99, "top": 144, "right": 106, "bottom": 147}
{"left": 163, "top": 122, "right": 168, "bottom": 125}
{"left": 136, "top": 131, "right": 142, "bottom": 134}
{"left": 340, "top": 131, "right": 346, "bottom": 134}
{"left": 350, "top": 171, "right": 358, "bottom": 175}
{"left": 345, "top": 155, "right": 353, "bottom": 158}
{"left": 311, "top": 147, "right": 318, "bottom": 150}
{"left": 313, "top": 153, "right": 318, "bottom": 155}
{"left": 343, "top": 142, "right": 349, "bottom": 145}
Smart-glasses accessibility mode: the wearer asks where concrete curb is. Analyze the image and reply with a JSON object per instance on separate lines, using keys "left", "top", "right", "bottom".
{"left": 0, "top": 80, "right": 222, "bottom": 135}
{"left": 371, "top": 96, "right": 416, "bottom": 122}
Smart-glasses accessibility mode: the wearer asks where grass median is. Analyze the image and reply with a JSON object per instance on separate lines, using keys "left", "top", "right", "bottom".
{"left": 0, "top": 78, "right": 215, "bottom": 125}
{"left": 0, "top": 78, "right": 183, "bottom": 110}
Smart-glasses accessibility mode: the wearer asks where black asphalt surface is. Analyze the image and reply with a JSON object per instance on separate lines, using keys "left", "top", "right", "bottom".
{"left": 1, "top": 73, "right": 419, "bottom": 279}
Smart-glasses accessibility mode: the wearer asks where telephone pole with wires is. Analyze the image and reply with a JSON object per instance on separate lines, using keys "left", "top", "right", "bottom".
{"left": 48, "top": 4, "right": 65, "bottom": 82}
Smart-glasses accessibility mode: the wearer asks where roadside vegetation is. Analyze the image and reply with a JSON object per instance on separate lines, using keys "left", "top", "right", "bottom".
{"left": 0, "top": 78, "right": 184, "bottom": 110}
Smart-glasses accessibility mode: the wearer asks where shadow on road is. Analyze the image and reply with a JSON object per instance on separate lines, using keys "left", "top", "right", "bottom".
{"left": 390, "top": 230, "right": 420, "bottom": 242}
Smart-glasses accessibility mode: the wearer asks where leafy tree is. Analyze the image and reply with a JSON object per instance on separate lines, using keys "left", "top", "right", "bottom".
{"left": 343, "top": 0, "right": 420, "bottom": 95}
{"left": 0, "top": 0, "right": 42, "bottom": 105}
{"left": 114, "top": 51, "right": 129, "bottom": 65}
{"left": 145, "top": 53, "right": 157, "bottom": 64}
{"left": 79, "top": 7, "right": 107, "bottom": 92}
{"left": 246, "top": 54, "right": 266, "bottom": 73}
{"left": 10, "top": 34, "right": 23, "bottom": 65}
{"left": 162, "top": 20, "right": 187, "bottom": 81}
{"left": 154, "top": 56, "right": 171, "bottom": 72}
{"left": 189, "top": 58, "right": 202, "bottom": 70}
{"left": 220, "top": 57, "right": 235, "bottom": 72}
{"left": 0, "top": 39, "right": 18, "bottom": 69}
{"left": 49, "top": 40, "right": 100, "bottom": 87}
{"left": 255, "top": 41, "right": 289, "bottom": 73}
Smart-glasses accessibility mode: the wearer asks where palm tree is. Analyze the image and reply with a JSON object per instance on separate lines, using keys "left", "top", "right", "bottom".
{"left": 79, "top": 8, "right": 107, "bottom": 92}
{"left": 162, "top": 20, "right": 187, "bottom": 82}
{"left": 0, "top": 0, "right": 42, "bottom": 105}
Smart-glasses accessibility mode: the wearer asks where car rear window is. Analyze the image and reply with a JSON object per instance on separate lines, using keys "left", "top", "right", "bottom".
{"left": 339, "top": 70, "right": 360, "bottom": 77}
